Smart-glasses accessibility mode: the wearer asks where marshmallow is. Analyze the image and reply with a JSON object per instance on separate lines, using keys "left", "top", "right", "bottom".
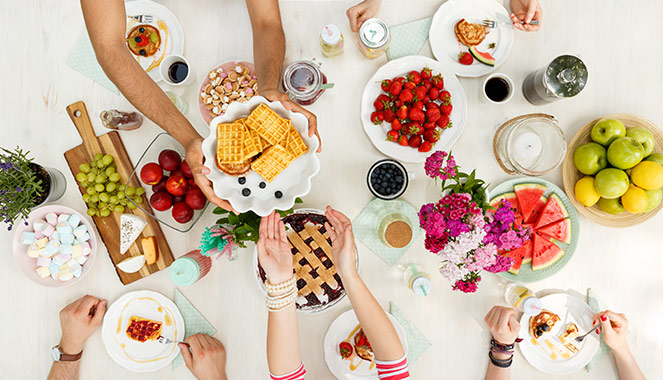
{"left": 44, "top": 241, "right": 61, "bottom": 256}
{"left": 46, "top": 213, "right": 58, "bottom": 225}
{"left": 67, "top": 260, "right": 82, "bottom": 277}
{"left": 49, "top": 262, "right": 60, "bottom": 278}
{"left": 36, "top": 266, "right": 51, "bottom": 279}
{"left": 33, "top": 219, "right": 48, "bottom": 232}
{"left": 56, "top": 222, "right": 72, "bottom": 234}
{"left": 52, "top": 253, "right": 71, "bottom": 266}
{"left": 35, "top": 237, "right": 49, "bottom": 249}
{"left": 81, "top": 242, "right": 91, "bottom": 256}
{"left": 79, "top": 232, "right": 90, "bottom": 242}
{"left": 58, "top": 269, "right": 74, "bottom": 281}
{"left": 20, "top": 231, "right": 35, "bottom": 245}
{"left": 36, "top": 256, "right": 51, "bottom": 267}
{"left": 41, "top": 223, "right": 55, "bottom": 237}
{"left": 60, "top": 233, "right": 74, "bottom": 245}
{"left": 73, "top": 225, "right": 88, "bottom": 239}
{"left": 51, "top": 232, "right": 60, "bottom": 242}
{"left": 68, "top": 214, "right": 81, "bottom": 228}
{"left": 26, "top": 243, "right": 41, "bottom": 258}
{"left": 60, "top": 244, "right": 73, "bottom": 255}
{"left": 57, "top": 214, "right": 70, "bottom": 224}
{"left": 76, "top": 255, "right": 88, "bottom": 265}
{"left": 72, "top": 245, "right": 83, "bottom": 258}
{"left": 34, "top": 231, "right": 45, "bottom": 239}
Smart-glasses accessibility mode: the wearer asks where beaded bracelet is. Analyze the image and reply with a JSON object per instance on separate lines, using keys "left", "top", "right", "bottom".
{"left": 267, "top": 286, "right": 297, "bottom": 302}
{"left": 488, "top": 351, "right": 513, "bottom": 368}
{"left": 490, "top": 346, "right": 514, "bottom": 356}
{"left": 490, "top": 339, "right": 515, "bottom": 351}
{"left": 265, "top": 275, "right": 297, "bottom": 296}
{"left": 266, "top": 291, "right": 297, "bottom": 312}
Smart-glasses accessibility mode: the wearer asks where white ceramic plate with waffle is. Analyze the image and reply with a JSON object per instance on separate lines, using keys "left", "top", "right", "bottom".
{"left": 101, "top": 290, "right": 184, "bottom": 373}
{"left": 125, "top": 0, "right": 184, "bottom": 82}
{"left": 361, "top": 55, "right": 467, "bottom": 163}
{"left": 323, "top": 309, "right": 408, "bottom": 380}
{"left": 429, "top": 0, "right": 514, "bottom": 77}
{"left": 518, "top": 293, "right": 599, "bottom": 375}
{"left": 202, "top": 96, "right": 320, "bottom": 216}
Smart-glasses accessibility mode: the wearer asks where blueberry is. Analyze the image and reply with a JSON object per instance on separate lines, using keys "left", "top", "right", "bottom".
{"left": 139, "top": 49, "right": 146, "bottom": 56}
{"left": 138, "top": 27, "right": 145, "bottom": 33}
{"left": 259, "top": 182, "right": 266, "bottom": 189}
{"left": 242, "top": 188, "right": 251, "bottom": 196}
{"left": 134, "top": 36, "right": 142, "bottom": 43}
{"left": 238, "top": 177, "right": 246, "bottom": 185}
{"left": 385, "top": 173, "right": 392, "bottom": 179}
{"left": 542, "top": 324, "right": 550, "bottom": 331}
{"left": 275, "top": 191, "right": 283, "bottom": 199}
{"left": 396, "top": 175, "right": 404, "bottom": 182}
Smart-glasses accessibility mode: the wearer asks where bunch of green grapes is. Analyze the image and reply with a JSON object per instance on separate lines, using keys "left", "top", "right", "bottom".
{"left": 75, "top": 153, "right": 145, "bottom": 217}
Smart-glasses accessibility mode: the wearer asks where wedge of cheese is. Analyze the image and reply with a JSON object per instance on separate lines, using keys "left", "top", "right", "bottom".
{"left": 120, "top": 214, "right": 147, "bottom": 255}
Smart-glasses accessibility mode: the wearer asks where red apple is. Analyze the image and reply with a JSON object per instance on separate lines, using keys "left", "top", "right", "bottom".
{"left": 158, "top": 149, "right": 181, "bottom": 171}
{"left": 150, "top": 191, "right": 173, "bottom": 211}
{"left": 172, "top": 202, "right": 193, "bottom": 223}
{"left": 140, "top": 162, "right": 163, "bottom": 185}
{"left": 173, "top": 195, "right": 185, "bottom": 204}
{"left": 152, "top": 176, "right": 168, "bottom": 193}
{"left": 185, "top": 188, "right": 206, "bottom": 210}
{"left": 180, "top": 160, "right": 193, "bottom": 178}
{"left": 187, "top": 178, "right": 198, "bottom": 190}
{"left": 170, "top": 169, "right": 186, "bottom": 178}
{"left": 166, "top": 175, "right": 188, "bottom": 196}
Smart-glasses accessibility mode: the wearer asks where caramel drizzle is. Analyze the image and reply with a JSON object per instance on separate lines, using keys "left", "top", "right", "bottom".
{"left": 342, "top": 324, "right": 376, "bottom": 371}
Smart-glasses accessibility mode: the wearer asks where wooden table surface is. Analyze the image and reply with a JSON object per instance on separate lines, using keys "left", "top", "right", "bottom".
{"left": 1, "top": 0, "right": 662, "bottom": 379}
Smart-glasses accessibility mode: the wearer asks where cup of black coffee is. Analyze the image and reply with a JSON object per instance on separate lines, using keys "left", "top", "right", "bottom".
{"left": 159, "top": 54, "right": 195, "bottom": 86}
{"left": 483, "top": 73, "right": 514, "bottom": 104}
{"left": 367, "top": 159, "right": 409, "bottom": 200}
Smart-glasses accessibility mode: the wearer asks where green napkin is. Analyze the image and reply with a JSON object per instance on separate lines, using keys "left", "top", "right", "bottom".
{"left": 386, "top": 18, "right": 433, "bottom": 61}
{"left": 586, "top": 288, "right": 610, "bottom": 372}
{"left": 171, "top": 289, "right": 217, "bottom": 370}
{"left": 65, "top": 31, "right": 120, "bottom": 95}
{"left": 352, "top": 198, "right": 423, "bottom": 266}
{"left": 390, "top": 302, "right": 431, "bottom": 363}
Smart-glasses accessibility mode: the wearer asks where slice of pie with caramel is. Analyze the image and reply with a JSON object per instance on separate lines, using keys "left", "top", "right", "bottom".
{"left": 126, "top": 316, "right": 163, "bottom": 343}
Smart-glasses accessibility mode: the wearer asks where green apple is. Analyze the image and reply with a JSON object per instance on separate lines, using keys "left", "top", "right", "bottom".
{"left": 597, "top": 197, "right": 625, "bottom": 214}
{"left": 573, "top": 143, "right": 607, "bottom": 175}
{"left": 607, "top": 137, "right": 645, "bottom": 169}
{"left": 645, "top": 188, "right": 663, "bottom": 212}
{"left": 645, "top": 153, "right": 663, "bottom": 166}
{"left": 625, "top": 127, "right": 655, "bottom": 156}
{"left": 591, "top": 119, "right": 626, "bottom": 146}
{"left": 594, "top": 168, "right": 630, "bottom": 199}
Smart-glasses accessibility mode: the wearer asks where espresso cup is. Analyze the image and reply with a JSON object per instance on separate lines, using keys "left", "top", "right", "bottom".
{"left": 482, "top": 73, "right": 514, "bottom": 104}
{"left": 159, "top": 54, "right": 195, "bottom": 86}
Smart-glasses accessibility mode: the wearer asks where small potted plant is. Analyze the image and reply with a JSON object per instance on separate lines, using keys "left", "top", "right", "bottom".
{"left": 0, "top": 147, "right": 67, "bottom": 231}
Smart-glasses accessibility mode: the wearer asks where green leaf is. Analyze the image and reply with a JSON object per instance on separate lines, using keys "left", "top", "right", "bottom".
{"left": 295, "top": 197, "right": 303, "bottom": 204}
{"left": 212, "top": 207, "right": 228, "bottom": 215}
{"left": 228, "top": 213, "right": 240, "bottom": 225}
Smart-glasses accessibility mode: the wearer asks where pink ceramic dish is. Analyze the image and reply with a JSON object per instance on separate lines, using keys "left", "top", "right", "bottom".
{"left": 12, "top": 205, "right": 98, "bottom": 288}
{"left": 197, "top": 60, "right": 257, "bottom": 125}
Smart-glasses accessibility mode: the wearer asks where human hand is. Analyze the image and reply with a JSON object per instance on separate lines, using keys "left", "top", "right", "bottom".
{"left": 484, "top": 306, "right": 520, "bottom": 346}
{"left": 58, "top": 295, "right": 107, "bottom": 354}
{"left": 184, "top": 137, "right": 237, "bottom": 214}
{"left": 324, "top": 206, "right": 357, "bottom": 278}
{"left": 346, "top": 0, "right": 382, "bottom": 32}
{"left": 257, "top": 211, "right": 294, "bottom": 284}
{"left": 179, "top": 334, "right": 228, "bottom": 380}
{"left": 261, "top": 88, "right": 321, "bottom": 153}
{"left": 510, "top": 0, "right": 542, "bottom": 31}
{"left": 593, "top": 310, "right": 630, "bottom": 354}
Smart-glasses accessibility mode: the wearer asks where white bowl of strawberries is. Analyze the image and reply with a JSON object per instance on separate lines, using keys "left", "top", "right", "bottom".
{"left": 361, "top": 55, "right": 467, "bottom": 163}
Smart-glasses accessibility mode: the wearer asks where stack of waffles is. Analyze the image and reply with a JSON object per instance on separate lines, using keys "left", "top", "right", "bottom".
{"left": 215, "top": 104, "right": 308, "bottom": 181}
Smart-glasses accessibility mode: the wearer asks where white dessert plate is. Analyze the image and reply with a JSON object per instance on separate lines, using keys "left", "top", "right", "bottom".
{"left": 201, "top": 96, "right": 320, "bottom": 216}
{"left": 429, "top": 0, "right": 514, "bottom": 77}
{"left": 518, "top": 293, "right": 599, "bottom": 375}
{"left": 361, "top": 55, "right": 467, "bottom": 163}
{"left": 102, "top": 290, "right": 184, "bottom": 372}
{"left": 323, "top": 309, "right": 408, "bottom": 380}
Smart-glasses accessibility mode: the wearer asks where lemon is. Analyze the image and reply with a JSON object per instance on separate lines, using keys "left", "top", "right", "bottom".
{"left": 621, "top": 185, "right": 648, "bottom": 213}
{"left": 630, "top": 161, "right": 663, "bottom": 190}
{"left": 574, "top": 176, "right": 601, "bottom": 207}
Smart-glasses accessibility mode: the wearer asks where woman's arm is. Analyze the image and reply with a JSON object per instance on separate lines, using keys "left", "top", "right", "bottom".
{"left": 593, "top": 311, "right": 647, "bottom": 380}
{"left": 483, "top": 306, "right": 520, "bottom": 380}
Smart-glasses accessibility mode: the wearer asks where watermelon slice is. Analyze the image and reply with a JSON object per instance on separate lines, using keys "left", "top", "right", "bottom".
{"left": 502, "top": 240, "right": 533, "bottom": 274}
{"left": 525, "top": 195, "right": 548, "bottom": 224}
{"left": 534, "top": 194, "right": 569, "bottom": 229}
{"left": 537, "top": 218, "right": 572, "bottom": 244}
{"left": 514, "top": 184, "right": 546, "bottom": 222}
{"left": 532, "top": 233, "right": 565, "bottom": 270}
{"left": 490, "top": 192, "right": 523, "bottom": 225}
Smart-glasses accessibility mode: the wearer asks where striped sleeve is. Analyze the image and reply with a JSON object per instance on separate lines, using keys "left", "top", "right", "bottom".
{"left": 270, "top": 363, "right": 306, "bottom": 380}
{"left": 375, "top": 356, "right": 410, "bottom": 380}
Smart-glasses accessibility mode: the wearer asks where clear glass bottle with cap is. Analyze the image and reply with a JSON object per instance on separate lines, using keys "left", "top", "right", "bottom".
{"left": 320, "top": 24, "right": 344, "bottom": 57}
{"left": 403, "top": 264, "right": 432, "bottom": 296}
{"left": 504, "top": 283, "right": 543, "bottom": 315}
{"left": 99, "top": 109, "right": 143, "bottom": 130}
{"left": 522, "top": 55, "right": 588, "bottom": 105}
{"left": 357, "top": 18, "right": 391, "bottom": 59}
{"left": 282, "top": 60, "right": 329, "bottom": 106}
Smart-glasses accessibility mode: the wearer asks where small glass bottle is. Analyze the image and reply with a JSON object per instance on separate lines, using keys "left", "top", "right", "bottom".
{"left": 320, "top": 24, "right": 344, "bottom": 57}
{"left": 357, "top": 18, "right": 391, "bottom": 59}
{"left": 403, "top": 264, "right": 432, "bottom": 296}
{"left": 505, "top": 283, "right": 543, "bottom": 315}
{"left": 99, "top": 109, "right": 143, "bottom": 130}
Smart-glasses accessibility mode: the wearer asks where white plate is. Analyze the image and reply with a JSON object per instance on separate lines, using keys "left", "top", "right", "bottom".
{"left": 518, "top": 294, "right": 599, "bottom": 375}
{"left": 102, "top": 290, "right": 185, "bottom": 372}
{"left": 360, "top": 56, "right": 467, "bottom": 163}
{"left": 429, "top": 0, "right": 514, "bottom": 77}
{"left": 323, "top": 309, "right": 408, "bottom": 380}
{"left": 201, "top": 96, "right": 320, "bottom": 216}
{"left": 125, "top": 0, "right": 184, "bottom": 82}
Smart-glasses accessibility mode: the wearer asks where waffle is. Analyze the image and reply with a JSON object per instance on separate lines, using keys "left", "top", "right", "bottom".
{"left": 251, "top": 144, "right": 294, "bottom": 183}
{"left": 245, "top": 103, "right": 290, "bottom": 145}
{"left": 216, "top": 158, "right": 252, "bottom": 176}
{"left": 216, "top": 122, "right": 244, "bottom": 163}
{"left": 126, "top": 316, "right": 162, "bottom": 343}
{"left": 283, "top": 126, "right": 308, "bottom": 159}
{"left": 454, "top": 19, "right": 487, "bottom": 47}
{"left": 242, "top": 123, "right": 263, "bottom": 160}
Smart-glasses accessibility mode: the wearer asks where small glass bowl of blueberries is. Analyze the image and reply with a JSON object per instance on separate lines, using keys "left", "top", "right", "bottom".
{"left": 367, "top": 159, "right": 409, "bottom": 200}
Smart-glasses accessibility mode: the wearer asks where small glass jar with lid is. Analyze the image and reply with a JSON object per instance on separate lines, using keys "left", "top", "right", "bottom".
{"left": 320, "top": 24, "right": 344, "bottom": 57}
{"left": 357, "top": 18, "right": 391, "bottom": 59}
{"left": 282, "top": 60, "right": 328, "bottom": 106}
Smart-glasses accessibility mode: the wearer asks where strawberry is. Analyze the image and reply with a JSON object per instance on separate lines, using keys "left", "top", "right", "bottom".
{"left": 389, "top": 81, "right": 402, "bottom": 96}
{"left": 408, "top": 107, "right": 425, "bottom": 122}
{"left": 391, "top": 118, "right": 402, "bottom": 131}
{"left": 439, "top": 90, "right": 451, "bottom": 102}
{"left": 440, "top": 102, "right": 452, "bottom": 116}
{"left": 386, "top": 130, "right": 400, "bottom": 142}
{"left": 380, "top": 79, "right": 392, "bottom": 92}
{"left": 420, "top": 67, "right": 432, "bottom": 80}
{"left": 398, "top": 135, "right": 409, "bottom": 146}
{"left": 431, "top": 74, "right": 444, "bottom": 89}
{"left": 404, "top": 81, "right": 416, "bottom": 90}
{"left": 413, "top": 101, "right": 424, "bottom": 111}
{"left": 373, "top": 95, "right": 388, "bottom": 111}
{"left": 383, "top": 108, "right": 396, "bottom": 123}
{"left": 408, "top": 123, "right": 423, "bottom": 135}
{"left": 425, "top": 102, "right": 439, "bottom": 111}
{"left": 423, "top": 121, "right": 436, "bottom": 130}
{"left": 429, "top": 87, "right": 440, "bottom": 100}
{"left": 414, "top": 86, "right": 427, "bottom": 101}
{"left": 393, "top": 76, "right": 405, "bottom": 85}
{"left": 394, "top": 99, "right": 403, "bottom": 108}
{"left": 370, "top": 111, "right": 384, "bottom": 124}
{"left": 418, "top": 141, "right": 433, "bottom": 152}
{"left": 436, "top": 114, "right": 450, "bottom": 129}
{"left": 398, "top": 89, "right": 414, "bottom": 103}
{"left": 421, "top": 79, "right": 432, "bottom": 92}
{"left": 458, "top": 52, "right": 474, "bottom": 65}
{"left": 424, "top": 128, "right": 441, "bottom": 143}
{"left": 396, "top": 105, "right": 408, "bottom": 120}
{"left": 408, "top": 135, "right": 422, "bottom": 148}
{"left": 426, "top": 107, "right": 441, "bottom": 123}
{"left": 408, "top": 70, "right": 422, "bottom": 85}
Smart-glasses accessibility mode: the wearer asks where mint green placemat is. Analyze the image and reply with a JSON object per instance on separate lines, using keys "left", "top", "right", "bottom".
{"left": 352, "top": 198, "right": 423, "bottom": 266}
{"left": 172, "top": 289, "right": 217, "bottom": 370}
{"left": 386, "top": 18, "right": 433, "bottom": 61}
{"left": 586, "top": 288, "right": 610, "bottom": 372}
{"left": 390, "top": 302, "right": 431, "bottom": 363}
{"left": 65, "top": 31, "right": 120, "bottom": 95}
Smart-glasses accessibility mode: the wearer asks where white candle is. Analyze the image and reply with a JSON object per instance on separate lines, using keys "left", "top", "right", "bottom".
{"left": 513, "top": 132, "right": 542, "bottom": 160}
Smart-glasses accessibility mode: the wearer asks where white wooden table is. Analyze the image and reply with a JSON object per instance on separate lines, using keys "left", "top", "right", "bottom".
{"left": 1, "top": 0, "right": 662, "bottom": 379}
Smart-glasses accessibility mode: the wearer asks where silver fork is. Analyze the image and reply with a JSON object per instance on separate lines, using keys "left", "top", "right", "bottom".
{"left": 574, "top": 323, "right": 601, "bottom": 343}
{"left": 157, "top": 336, "right": 189, "bottom": 347}
{"left": 483, "top": 18, "right": 539, "bottom": 28}
{"left": 129, "top": 14, "right": 154, "bottom": 23}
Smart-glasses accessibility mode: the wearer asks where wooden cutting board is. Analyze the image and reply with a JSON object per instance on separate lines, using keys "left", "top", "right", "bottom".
{"left": 63, "top": 101, "right": 174, "bottom": 284}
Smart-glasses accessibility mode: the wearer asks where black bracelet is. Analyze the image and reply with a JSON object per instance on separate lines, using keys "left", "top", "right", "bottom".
{"left": 491, "top": 338, "right": 515, "bottom": 351}
{"left": 489, "top": 351, "right": 513, "bottom": 368}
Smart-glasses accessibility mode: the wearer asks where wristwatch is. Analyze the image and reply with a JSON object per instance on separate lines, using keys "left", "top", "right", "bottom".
{"left": 51, "top": 345, "right": 83, "bottom": 362}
